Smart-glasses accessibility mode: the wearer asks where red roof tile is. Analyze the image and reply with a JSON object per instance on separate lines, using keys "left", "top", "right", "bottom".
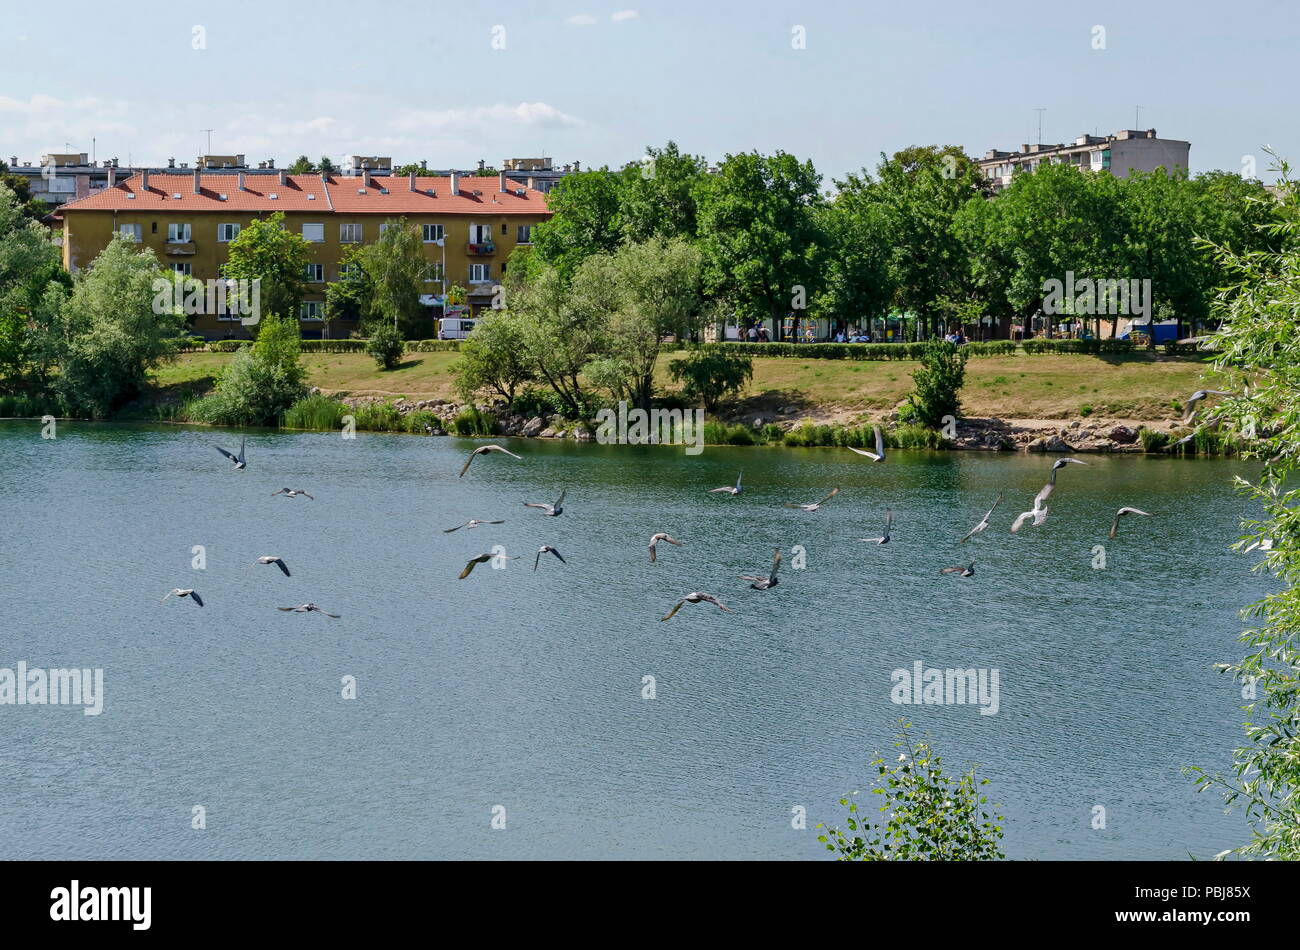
{"left": 58, "top": 173, "right": 549, "bottom": 215}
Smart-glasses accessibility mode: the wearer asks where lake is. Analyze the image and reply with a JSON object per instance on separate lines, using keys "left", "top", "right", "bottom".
{"left": 0, "top": 421, "right": 1271, "bottom": 860}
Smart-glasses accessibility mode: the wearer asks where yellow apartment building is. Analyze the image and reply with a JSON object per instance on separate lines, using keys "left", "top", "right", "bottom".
{"left": 57, "top": 168, "right": 551, "bottom": 338}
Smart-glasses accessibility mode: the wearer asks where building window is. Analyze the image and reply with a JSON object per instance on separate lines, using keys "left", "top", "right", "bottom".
{"left": 167, "top": 223, "right": 191, "bottom": 243}
{"left": 118, "top": 223, "right": 142, "bottom": 242}
{"left": 469, "top": 263, "right": 490, "bottom": 283}
{"left": 422, "top": 224, "right": 443, "bottom": 243}
{"left": 516, "top": 225, "right": 532, "bottom": 244}
{"left": 339, "top": 262, "right": 362, "bottom": 280}
{"left": 302, "top": 223, "right": 325, "bottom": 243}
{"left": 340, "top": 223, "right": 363, "bottom": 243}
{"left": 304, "top": 263, "right": 324, "bottom": 283}
{"left": 470, "top": 223, "right": 492, "bottom": 244}
{"left": 218, "top": 223, "right": 241, "bottom": 242}
{"left": 171, "top": 262, "right": 192, "bottom": 276}
{"left": 151, "top": 221, "right": 158, "bottom": 234}
{"left": 300, "top": 301, "right": 325, "bottom": 320}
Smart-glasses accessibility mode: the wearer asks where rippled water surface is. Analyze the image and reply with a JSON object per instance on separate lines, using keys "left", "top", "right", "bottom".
{"left": 0, "top": 421, "right": 1272, "bottom": 859}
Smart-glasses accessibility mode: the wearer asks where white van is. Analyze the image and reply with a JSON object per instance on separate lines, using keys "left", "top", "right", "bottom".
{"left": 438, "top": 317, "right": 476, "bottom": 340}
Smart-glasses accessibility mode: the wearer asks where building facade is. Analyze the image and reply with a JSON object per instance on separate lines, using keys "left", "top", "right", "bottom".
{"left": 57, "top": 169, "right": 550, "bottom": 339}
{"left": 975, "top": 129, "right": 1190, "bottom": 192}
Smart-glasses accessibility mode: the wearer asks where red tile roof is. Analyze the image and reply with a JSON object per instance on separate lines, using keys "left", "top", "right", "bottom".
{"left": 58, "top": 173, "right": 549, "bottom": 215}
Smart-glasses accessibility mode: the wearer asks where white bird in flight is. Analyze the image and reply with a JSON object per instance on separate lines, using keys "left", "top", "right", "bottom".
{"left": 534, "top": 545, "right": 566, "bottom": 571}
{"left": 959, "top": 493, "right": 1003, "bottom": 542}
{"left": 443, "top": 519, "right": 504, "bottom": 533}
{"left": 847, "top": 426, "right": 886, "bottom": 462}
{"left": 708, "top": 472, "right": 743, "bottom": 495}
{"left": 216, "top": 437, "right": 246, "bottom": 470}
{"left": 1011, "top": 503, "right": 1049, "bottom": 534}
{"left": 458, "top": 552, "right": 518, "bottom": 579}
{"left": 785, "top": 487, "right": 840, "bottom": 512}
{"left": 458, "top": 444, "right": 522, "bottom": 477}
{"left": 1034, "top": 457, "right": 1089, "bottom": 508}
{"left": 739, "top": 549, "right": 782, "bottom": 590}
{"left": 858, "top": 508, "right": 893, "bottom": 544}
{"left": 161, "top": 588, "right": 204, "bottom": 606}
{"left": 940, "top": 561, "right": 976, "bottom": 578}
{"left": 1108, "top": 507, "right": 1152, "bottom": 539}
{"left": 523, "top": 489, "right": 565, "bottom": 517}
{"left": 648, "top": 533, "right": 684, "bottom": 563}
{"left": 660, "top": 592, "right": 734, "bottom": 622}
{"left": 255, "top": 555, "right": 291, "bottom": 577}
{"left": 277, "top": 603, "right": 339, "bottom": 618}
{"left": 271, "top": 488, "right": 313, "bottom": 500}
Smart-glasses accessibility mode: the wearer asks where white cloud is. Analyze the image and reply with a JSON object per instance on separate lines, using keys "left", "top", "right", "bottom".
{"left": 566, "top": 14, "right": 597, "bottom": 26}
{"left": 392, "top": 102, "right": 582, "bottom": 132}
{"left": 611, "top": 10, "right": 639, "bottom": 21}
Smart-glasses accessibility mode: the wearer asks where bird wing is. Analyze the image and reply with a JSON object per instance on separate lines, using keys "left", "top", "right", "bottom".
{"left": 320, "top": 610, "right": 340, "bottom": 618}
{"left": 874, "top": 425, "right": 885, "bottom": 460}
{"left": 459, "top": 557, "right": 487, "bottom": 579}
{"left": 533, "top": 549, "right": 542, "bottom": 571}
{"left": 458, "top": 454, "right": 475, "bottom": 477}
{"left": 550, "top": 548, "right": 565, "bottom": 563}
{"left": 1011, "top": 510, "right": 1034, "bottom": 533}
{"left": 275, "top": 559, "right": 290, "bottom": 577}
{"left": 443, "top": 524, "right": 465, "bottom": 533}
{"left": 1033, "top": 481, "right": 1054, "bottom": 508}
{"left": 300, "top": 491, "right": 314, "bottom": 500}
{"left": 1108, "top": 512, "right": 1121, "bottom": 539}
{"left": 553, "top": 489, "right": 566, "bottom": 508}
{"left": 216, "top": 446, "right": 237, "bottom": 462}
{"left": 237, "top": 437, "right": 245, "bottom": 463}
{"left": 707, "top": 486, "right": 735, "bottom": 493}
{"left": 523, "top": 502, "right": 549, "bottom": 510}
{"left": 649, "top": 544, "right": 657, "bottom": 563}
{"left": 660, "top": 600, "right": 686, "bottom": 621}
{"left": 846, "top": 446, "right": 881, "bottom": 460}
{"left": 985, "top": 492, "right": 1004, "bottom": 518}
{"left": 783, "top": 502, "right": 807, "bottom": 509}
{"left": 884, "top": 508, "right": 893, "bottom": 531}
{"left": 1121, "top": 507, "right": 1152, "bottom": 517}
{"left": 815, "top": 487, "right": 840, "bottom": 506}
{"left": 703, "top": 596, "right": 734, "bottom": 613}
{"left": 271, "top": 488, "right": 286, "bottom": 496}
{"left": 190, "top": 592, "right": 204, "bottom": 607}
{"left": 500, "top": 447, "right": 523, "bottom": 460}
{"left": 769, "top": 549, "right": 782, "bottom": 581}
{"left": 940, "top": 567, "right": 963, "bottom": 574}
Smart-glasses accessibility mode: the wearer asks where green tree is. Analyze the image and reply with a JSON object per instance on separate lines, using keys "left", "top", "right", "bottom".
{"left": 190, "top": 311, "right": 307, "bottom": 425}
{"left": 1187, "top": 156, "right": 1300, "bottom": 859}
{"left": 667, "top": 346, "right": 753, "bottom": 412}
{"left": 528, "top": 169, "right": 624, "bottom": 281}
{"left": 366, "top": 323, "right": 405, "bottom": 370}
{"left": 319, "top": 156, "right": 339, "bottom": 176}
{"left": 902, "top": 338, "right": 968, "bottom": 428}
{"left": 0, "top": 162, "right": 51, "bottom": 221}
{"left": 286, "top": 155, "right": 315, "bottom": 174}
{"left": 695, "top": 150, "right": 825, "bottom": 332}
{"left": 815, "top": 175, "right": 893, "bottom": 333}
{"left": 816, "top": 725, "right": 1006, "bottom": 861}
{"left": 50, "top": 234, "right": 185, "bottom": 417}
{"left": 617, "top": 141, "right": 709, "bottom": 244}
{"left": 324, "top": 245, "right": 369, "bottom": 323}
{"left": 509, "top": 263, "right": 600, "bottom": 417}
{"left": 221, "top": 211, "right": 311, "bottom": 333}
{"left": 352, "top": 218, "right": 432, "bottom": 337}
{"left": 452, "top": 308, "right": 534, "bottom": 404}
{"left": 578, "top": 237, "right": 703, "bottom": 410}
{"left": 0, "top": 183, "right": 67, "bottom": 391}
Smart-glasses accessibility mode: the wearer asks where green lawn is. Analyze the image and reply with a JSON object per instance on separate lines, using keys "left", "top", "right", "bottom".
{"left": 153, "top": 349, "right": 1218, "bottom": 422}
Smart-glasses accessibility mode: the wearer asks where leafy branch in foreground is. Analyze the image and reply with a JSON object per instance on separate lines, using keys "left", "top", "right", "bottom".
{"left": 815, "top": 724, "right": 1005, "bottom": 861}
{"left": 1186, "top": 150, "right": 1300, "bottom": 860}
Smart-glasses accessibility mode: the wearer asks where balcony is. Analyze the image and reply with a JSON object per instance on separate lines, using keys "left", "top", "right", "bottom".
{"left": 466, "top": 241, "right": 496, "bottom": 256}
{"left": 164, "top": 242, "right": 197, "bottom": 256}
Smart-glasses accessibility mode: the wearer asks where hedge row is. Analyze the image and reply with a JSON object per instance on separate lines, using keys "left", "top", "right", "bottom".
{"left": 1021, "top": 338, "right": 1136, "bottom": 355}
{"left": 673, "top": 340, "right": 1017, "bottom": 360}
{"left": 190, "top": 338, "right": 463, "bottom": 354}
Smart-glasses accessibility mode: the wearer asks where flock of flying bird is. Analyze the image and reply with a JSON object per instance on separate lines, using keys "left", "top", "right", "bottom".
{"left": 157, "top": 388, "right": 1240, "bottom": 623}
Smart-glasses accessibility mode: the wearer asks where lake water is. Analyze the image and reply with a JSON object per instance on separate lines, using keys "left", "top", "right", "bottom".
{"left": 0, "top": 421, "right": 1272, "bottom": 860}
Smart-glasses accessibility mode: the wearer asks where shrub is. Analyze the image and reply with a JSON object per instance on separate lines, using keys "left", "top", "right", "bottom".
{"left": 283, "top": 393, "right": 347, "bottom": 430}
{"left": 450, "top": 407, "right": 497, "bottom": 436}
{"left": 1079, "top": 404, "right": 1094, "bottom": 417}
{"left": 366, "top": 324, "right": 405, "bottom": 370}
{"left": 510, "top": 387, "right": 567, "bottom": 419}
{"left": 1139, "top": 427, "right": 1171, "bottom": 452}
{"left": 188, "top": 347, "right": 306, "bottom": 426}
{"left": 348, "top": 400, "right": 404, "bottom": 432}
{"left": 815, "top": 726, "right": 1006, "bottom": 861}
{"left": 888, "top": 424, "right": 945, "bottom": 449}
{"left": 903, "top": 339, "right": 967, "bottom": 429}
{"left": 208, "top": 339, "right": 250, "bottom": 352}
{"left": 668, "top": 347, "right": 754, "bottom": 411}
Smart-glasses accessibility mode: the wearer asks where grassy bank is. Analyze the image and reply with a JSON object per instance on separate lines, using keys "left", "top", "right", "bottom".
{"left": 148, "top": 348, "right": 1218, "bottom": 423}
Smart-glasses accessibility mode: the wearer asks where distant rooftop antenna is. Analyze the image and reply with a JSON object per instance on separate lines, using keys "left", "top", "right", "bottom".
{"left": 1034, "top": 108, "right": 1046, "bottom": 145}
{"left": 201, "top": 129, "right": 214, "bottom": 156}
{"left": 1134, "top": 106, "right": 1141, "bottom": 130}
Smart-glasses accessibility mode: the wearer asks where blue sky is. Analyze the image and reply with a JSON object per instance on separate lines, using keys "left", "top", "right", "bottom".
{"left": 2, "top": 0, "right": 1295, "bottom": 182}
